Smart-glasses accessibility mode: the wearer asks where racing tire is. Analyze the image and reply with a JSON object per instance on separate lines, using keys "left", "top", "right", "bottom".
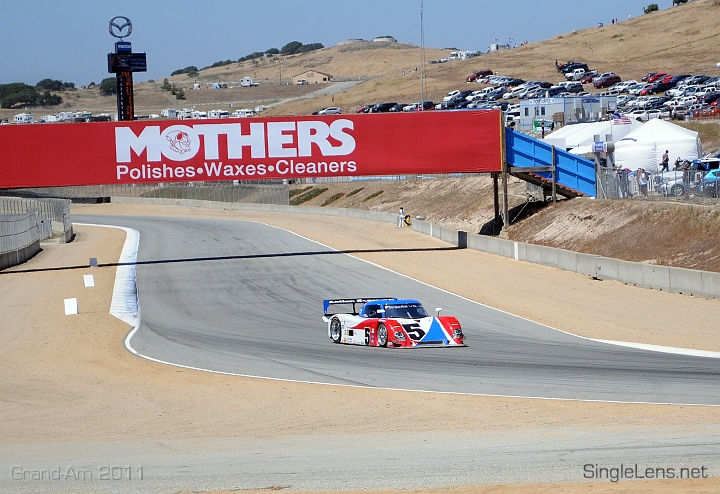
{"left": 671, "top": 184, "right": 684, "bottom": 197}
{"left": 330, "top": 318, "right": 342, "bottom": 343}
{"left": 377, "top": 323, "right": 388, "bottom": 347}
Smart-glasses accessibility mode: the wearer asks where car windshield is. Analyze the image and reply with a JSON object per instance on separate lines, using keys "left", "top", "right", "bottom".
{"left": 384, "top": 303, "right": 429, "bottom": 319}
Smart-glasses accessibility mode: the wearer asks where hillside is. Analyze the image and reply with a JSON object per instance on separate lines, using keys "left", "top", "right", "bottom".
{"left": 3, "top": 0, "right": 719, "bottom": 121}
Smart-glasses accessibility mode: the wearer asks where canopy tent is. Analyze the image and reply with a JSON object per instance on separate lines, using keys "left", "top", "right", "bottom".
{"left": 543, "top": 119, "right": 642, "bottom": 152}
{"left": 614, "top": 119, "right": 702, "bottom": 172}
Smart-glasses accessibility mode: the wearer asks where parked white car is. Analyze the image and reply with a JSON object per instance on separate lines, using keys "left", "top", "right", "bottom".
{"left": 317, "top": 107, "right": 341, "bottom": 115}
{"left": 443, "top": 90, "right": 460, "bottom": 102}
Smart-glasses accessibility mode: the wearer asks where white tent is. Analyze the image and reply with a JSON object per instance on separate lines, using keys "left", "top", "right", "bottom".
{"left": 543, "top": 119, "right": 642, "bottom": 152}
{"left": 614, "top": 119, "right": 702, "bottom": 172}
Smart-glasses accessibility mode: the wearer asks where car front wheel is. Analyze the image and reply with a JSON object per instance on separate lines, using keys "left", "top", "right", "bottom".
{"left": 671, "top": 184, "right": 685, "bottom": 197}
{"left": 377, "top": 323, "right": 388, "bottom": 347}
{"left": 330, "top": 318, "right": 342, "bottom": 343}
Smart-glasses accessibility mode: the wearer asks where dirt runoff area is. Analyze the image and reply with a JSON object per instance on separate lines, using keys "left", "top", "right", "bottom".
{"left": 1, "top": 202, "right": 719, "bottom": 494}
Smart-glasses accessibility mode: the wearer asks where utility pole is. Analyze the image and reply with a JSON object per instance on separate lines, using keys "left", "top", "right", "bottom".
{"left": 420, "top": 0, "right": 426, "bottom": 106}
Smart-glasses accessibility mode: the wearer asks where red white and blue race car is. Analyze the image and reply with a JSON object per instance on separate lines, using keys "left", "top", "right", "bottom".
{"left": 322, "top": 298, "right": 465, "bottom": 348}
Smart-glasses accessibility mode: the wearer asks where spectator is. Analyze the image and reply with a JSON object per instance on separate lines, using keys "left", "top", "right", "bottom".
{"left": 398, "top": 206, "right": 405, "bottom": 228}
{"left": 637, "top": 168, "right": 649, "bottom": 197}
{"left": 661, "top": 150, "right": 670, "bottom": 172}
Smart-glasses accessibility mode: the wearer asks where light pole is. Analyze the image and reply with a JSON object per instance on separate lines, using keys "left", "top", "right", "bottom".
{"left": 420, "top": 0, "right": 426, "bottom": 107}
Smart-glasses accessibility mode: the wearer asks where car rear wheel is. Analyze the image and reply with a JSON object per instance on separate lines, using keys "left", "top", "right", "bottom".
{"left": 377, "top": 323, "right": 388, "bottom": 347}
{"left": 671, "top": 184, "right": 685, "bottom": 197}
{"left": 330, "top": 318, "right": 342, "bottom": 343}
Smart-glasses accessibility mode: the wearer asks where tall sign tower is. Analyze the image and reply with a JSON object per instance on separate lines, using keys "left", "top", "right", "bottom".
{"left": 107, "top": 16, "right": 147, "bottom": 121}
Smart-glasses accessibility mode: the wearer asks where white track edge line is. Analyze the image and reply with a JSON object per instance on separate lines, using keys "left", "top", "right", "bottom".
{"left": 78, "top": 221, "right": 720, "bottom": 408}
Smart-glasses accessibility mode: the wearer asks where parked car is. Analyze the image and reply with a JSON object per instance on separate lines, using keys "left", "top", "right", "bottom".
{"left": 416, "top": 101, "right": 436, "bottom": 111}
{"left": 370, "top": 102, "right": 397, "bottom": 113}
{"left": 646, "top": 72, "right": 667, "bottom": 83}
{"left": 388, "top": 103, "right": 406, "bottom": 112}
{"left": 466, "top": 69, "right": 493, "bottom": 82}
{"left": 580, "top": 71, "right": 599, "bottom": 84}
{"left": 442, "top": 90, "right": 460, "bottom": 102}
{"left": 594, "top": 74, "right": 622, "bottom": 88}
{"left": 357, "top": 105, "right": 373, "bottom": 113}
{"left": 697, "top": 169, "right": 720, "bottom": 197}
{"left": 317, "top": 107, "right": 341, "bottom": 115}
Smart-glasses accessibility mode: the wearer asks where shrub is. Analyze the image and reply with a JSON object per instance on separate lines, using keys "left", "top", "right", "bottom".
{"left": 290, "top": 187, "right": 328, "bottom": 205}
{"left": 346, "top": 187, "right": 364, "bottom": 197}
{"left": 321, "top": 193, "right": 344, "bottom": 206}
{"left": 643, "top": 4, "right": 659, "bottom": 13}
{"left": 289, "top": 186, "right": 313, "bottom": 197}
{"left": 362, "top": 190, "right": 384, "bottom": 202}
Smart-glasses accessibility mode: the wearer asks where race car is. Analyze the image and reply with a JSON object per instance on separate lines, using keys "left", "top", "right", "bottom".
{"left": 322, "top": 297, "right": 465, "bottom": 348}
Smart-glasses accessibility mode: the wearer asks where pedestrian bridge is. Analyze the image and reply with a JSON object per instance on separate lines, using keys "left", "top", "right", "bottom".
{"left": 505, "top": 129, "right": 596, "bottom": 198}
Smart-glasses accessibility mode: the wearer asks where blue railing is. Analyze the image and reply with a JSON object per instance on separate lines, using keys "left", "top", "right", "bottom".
{"left": 505, "top": 129, "right": 596, "bottom": 197}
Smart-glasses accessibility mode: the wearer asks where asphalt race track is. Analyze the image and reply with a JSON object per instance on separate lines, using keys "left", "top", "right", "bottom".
{"left": 76, "top": 214, "right": 720, "bottom": 406}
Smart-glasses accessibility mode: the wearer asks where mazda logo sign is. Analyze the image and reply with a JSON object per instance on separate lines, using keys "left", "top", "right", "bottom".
{"left": 109, "top": 16, "right": 132, "bottom": 39}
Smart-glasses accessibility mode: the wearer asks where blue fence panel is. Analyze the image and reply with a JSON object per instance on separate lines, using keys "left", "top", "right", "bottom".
{"left": 505, "top": 129, "right": 596, "bottom": 197}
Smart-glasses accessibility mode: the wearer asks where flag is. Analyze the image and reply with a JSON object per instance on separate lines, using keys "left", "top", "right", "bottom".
{"left": 612, "top": 113, "right": 631, "bottom": 125}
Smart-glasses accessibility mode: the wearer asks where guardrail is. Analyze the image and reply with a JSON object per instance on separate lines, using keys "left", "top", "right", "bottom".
{"left": 111, "top": 196, "right": 720, "bottom": 300}
{"left": 0, "top": 212, "right": 41, "bottom": 271}
{"left": 0, "top": 197, "right": 73, "bottom": 243}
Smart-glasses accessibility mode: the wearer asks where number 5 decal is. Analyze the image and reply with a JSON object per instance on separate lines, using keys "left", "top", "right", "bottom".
{"left": 365, "top": 328, "right": 370, "bottom": 345}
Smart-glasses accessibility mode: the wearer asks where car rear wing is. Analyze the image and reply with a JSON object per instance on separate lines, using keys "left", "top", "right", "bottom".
{"left": 323, "top": 298, "right": 396, "bottom": 316}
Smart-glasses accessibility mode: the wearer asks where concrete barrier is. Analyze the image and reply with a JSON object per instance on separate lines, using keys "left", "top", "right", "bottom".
{"left": 617, "top": 259, "right": 644, "bottom": 286}
{"left": 643, "top": 264, "right": 671, "bottom": 292}
{"left": 596, "top": 257, "right": 619, "bottom": 281}
{"left": 669, "top": 267, "right": 703, "bottom": 296}
{"left": 0, "top": 239, "right": 41, "bottom": 271}
{"left": 701, "top": 271, "right": 720, "bottom": 299}
{"left": 107, "top": 197, "right": 719, "bottom": 300}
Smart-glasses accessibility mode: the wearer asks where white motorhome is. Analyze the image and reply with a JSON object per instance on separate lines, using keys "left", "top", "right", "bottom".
{"left": 208, "top": 110, "right": 230, "bottom": 119}
{"left": 190, "top": 111, "right": 207, "bottom": 119}
{"left": 161, "top": 109, "right": 178, "bottom": 119}
{"left": 13, "top": 113, "right": 34, "bottom": 124}
{"left": 231, "top": 109, "right": 254, "bottom": 118}
{"left": 176, "top": 109, "right": 193, "bottom": 120}
{"left": 240, "top": 77, "right": 259, "bottom": 87}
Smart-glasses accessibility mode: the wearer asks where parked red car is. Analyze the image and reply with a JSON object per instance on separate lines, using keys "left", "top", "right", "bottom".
{"left": 580, "top": 71, "right": 599, "bottom": 84}
{"left": 646, "top": 72, "right": 667, "bottom": 83}
{"left": 466, "top": 69, "right": 493, "bottom": 83}
{"left": 594, "top": 74, "right": 622, "bottom": 88}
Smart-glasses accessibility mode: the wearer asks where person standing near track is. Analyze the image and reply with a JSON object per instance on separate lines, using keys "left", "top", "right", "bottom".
{"left": 398, "top": 206, "right": 405, "bottom": 227}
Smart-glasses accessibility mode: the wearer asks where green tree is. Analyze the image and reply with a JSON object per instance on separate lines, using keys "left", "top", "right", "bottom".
{"left": 265, "top": 48, "right": 280, "bottom": 55}
{"left": 99, "top": 77, "right": 117, "bottom": 95}
{"left": 175, "top": 88, "right": 186, "bottom": 100}
{"left": 162, "top": 78, "right": 172, "bottom": 91}
{"left": 643, "top": 3, "right": 659, "bottom": 13}
{"left": 280, "top": 41, "right": 303, "bottom": 55}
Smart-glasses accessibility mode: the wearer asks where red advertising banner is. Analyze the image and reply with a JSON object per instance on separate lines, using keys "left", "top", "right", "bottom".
{"left": 0, "top": 111, "right": 502, "bottom": 188}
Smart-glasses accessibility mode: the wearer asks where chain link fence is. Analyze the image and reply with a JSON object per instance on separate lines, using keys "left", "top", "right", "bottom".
{"left": 12, "top": 182, "right": 289, "bottom": 206}
{"left": 0, "top": 197, "right": 73, "bottom": 242}
{"left": 597, "top": 167, "right": 720, "bottom": 204}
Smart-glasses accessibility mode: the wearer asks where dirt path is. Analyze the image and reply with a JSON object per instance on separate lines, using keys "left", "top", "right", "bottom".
{"left": 1, "top": 203, "right": 719, "bottom": 493}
